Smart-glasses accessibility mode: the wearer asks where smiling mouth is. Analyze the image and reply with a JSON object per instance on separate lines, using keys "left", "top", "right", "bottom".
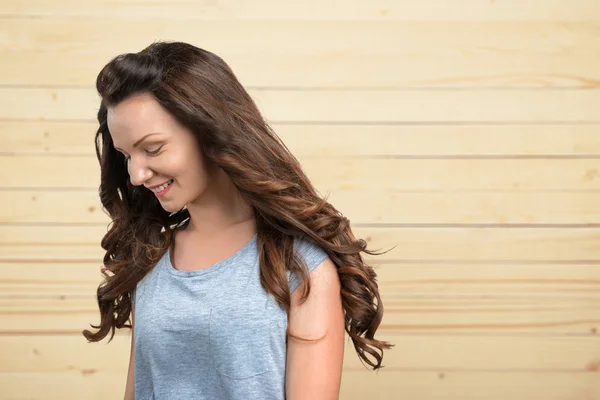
{"left": 150, "top": 179, "right": 174, "bottom": 194}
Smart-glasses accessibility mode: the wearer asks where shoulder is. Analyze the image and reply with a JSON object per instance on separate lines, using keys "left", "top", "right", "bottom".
{"left": 294, "top": 236, "right": 328, "bottom": 266}
{"left": 289, "top": 235, "right": 329, "bottom": 293}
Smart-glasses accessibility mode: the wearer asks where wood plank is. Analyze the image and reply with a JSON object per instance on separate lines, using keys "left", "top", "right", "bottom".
{"left": 3, "top": 157, "right": 600, "bottom": 191}
{"left": 359, "top": 227, "right": 600, "bottom": 262}
{"left": 3, "top": 50, "right": 599, "bottom": 88}
{"left": 5, "top": 190, "right": 600, "bottom": 224}
{"left": 1, "top": 261, "right": 599, "bottom": 334}
{"left": 1, "top": 335, "right": 599, "bottom": 373}
{"left": 340, "top": 371, "right": 600, "bottom": 400}
{"left": 1, "top": 226, "right": 600, "bottom": 262}
{"left": 0, "top": 263, "right": 101, "bottom": 282}
{"left": 2, "top": 87, "right": 600, "bottom": 122}
{"left": 375, "top": 263, "right": 600, "bottom": 300}
{"left": 5, "top": 20, "right": 598, "bottom": 54}
{"left": 2, "top": 293, "right": 598, "bottom": 311}
{"left": 328, "top": 191, "right": 600, "bottom": 224}
{"left": 0, "top": 371, "right": 126, "bottom": 400}
{"left": 2, "top": 0, "right": 599, "bottom": 21}
{"left": 2, "top": 262, "right": 600, "bottom": 301}
{"left": 0, "top": 370, "right": 596, "bottom": 400}
{"left": 4, "top": 122, "right": 600, "bottom": 156}
{"left": 0, "top": 291, "right": 598, "bottom": 334}
{"left": 1, "top": 20, "right": 599, "bottom": 88}
{"left": 380, "top": 300, "right": 600, "bottom": 333}
{"left": 4, "top": 191, "right": 105, "bottom": 224}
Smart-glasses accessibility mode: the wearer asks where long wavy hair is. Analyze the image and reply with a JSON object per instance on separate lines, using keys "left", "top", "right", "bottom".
{"left": 82, "top": 41, "right": 392, "bottom": 369}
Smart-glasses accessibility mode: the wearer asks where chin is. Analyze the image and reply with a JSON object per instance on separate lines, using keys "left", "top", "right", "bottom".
{"left": 158, "top": 201, "right": 180, "bottom": 214}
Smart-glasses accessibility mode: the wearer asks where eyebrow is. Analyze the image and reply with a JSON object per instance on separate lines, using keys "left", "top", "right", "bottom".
{"left": 113, "top": 133, "right": 163, "bottom": 152}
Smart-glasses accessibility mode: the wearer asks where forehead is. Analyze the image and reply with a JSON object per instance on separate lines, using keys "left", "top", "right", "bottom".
{"left": 107, "top": 93, "right": 172, "bottom": 146}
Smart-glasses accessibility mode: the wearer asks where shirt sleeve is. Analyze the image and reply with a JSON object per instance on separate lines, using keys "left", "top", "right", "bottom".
{"left": 288, "top": 236, "right": 329, "bottom": 293}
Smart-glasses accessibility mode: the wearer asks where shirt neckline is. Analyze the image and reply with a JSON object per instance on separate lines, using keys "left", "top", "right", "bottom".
{"left": 164, "top": 233, "right": 258, "bottom": 278}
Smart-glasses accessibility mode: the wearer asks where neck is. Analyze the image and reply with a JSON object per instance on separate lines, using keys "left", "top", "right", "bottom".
{"left": 184, "top": 167, "right": 256, "bottom": 238}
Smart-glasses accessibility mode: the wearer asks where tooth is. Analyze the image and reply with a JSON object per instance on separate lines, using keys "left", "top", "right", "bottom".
{"left": 153, "top": 180, "right": 172, "bottom": 193}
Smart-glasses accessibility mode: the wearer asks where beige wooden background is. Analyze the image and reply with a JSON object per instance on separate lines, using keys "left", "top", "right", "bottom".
{"left": 2, "top": 1, "right": 600, "bottom": 399}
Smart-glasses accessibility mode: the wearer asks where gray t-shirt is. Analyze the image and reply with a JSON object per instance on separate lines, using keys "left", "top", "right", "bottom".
{"left": 132, "top": 234, "right": 328, "bottom": 400}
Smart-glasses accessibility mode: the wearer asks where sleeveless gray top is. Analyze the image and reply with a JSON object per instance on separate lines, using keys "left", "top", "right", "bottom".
{"left": 132, "top": 234, "right": 328, "bottom": 400}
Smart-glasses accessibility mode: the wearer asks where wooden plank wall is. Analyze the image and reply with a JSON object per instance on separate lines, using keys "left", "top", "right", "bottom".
{"left": 1, "top": 1, "right": 600, "bottom": 399}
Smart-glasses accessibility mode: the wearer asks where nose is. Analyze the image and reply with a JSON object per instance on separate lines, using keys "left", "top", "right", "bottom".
{"left": 127, "top": 156, "right": 153, "bottom": 187}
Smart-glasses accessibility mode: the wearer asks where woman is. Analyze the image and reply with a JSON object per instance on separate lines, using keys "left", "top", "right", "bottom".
{"left": 83, "top": 41, "right": 391, "bottom": 400}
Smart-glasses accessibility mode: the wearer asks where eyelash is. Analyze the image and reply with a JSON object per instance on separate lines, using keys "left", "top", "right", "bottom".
{"left": 121, "top": 145, "right": 163, "bottom": 161}
{"left": 146, "top": 145, "right": 164, "bottom": 156}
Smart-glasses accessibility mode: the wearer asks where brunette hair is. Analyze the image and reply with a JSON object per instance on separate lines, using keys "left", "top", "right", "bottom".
{"left": 82, "top": 41, "right": 392, "bottom": 369}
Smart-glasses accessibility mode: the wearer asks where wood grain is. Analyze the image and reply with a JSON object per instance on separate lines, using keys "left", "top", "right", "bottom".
{"left": 0, "top": 370, "right": 597, "bottom": 400}
{"left": 1, "top": 335, "right": 598, "bottom": 372}
{"left": 3, "top": 156, "right": 600, "bottom": 191}
{"left": 0, "top": 294, "right": 598, "bottom": 334}
{"left": 3, "top": 87, "right": 600, "bottom": 121}
{"left": 4, "top": 50, "right": 598, "bottom": 88}
{"left": 1, "top": 20, "right": 599, "bottom": 87}
{"left": 339, "top": 370, "right": 600, "bottom": 400}
{"left": 6, "top": 190, "right": 600, "bottom": 224}
{"left": 2, "top": 0, "right": 600, "bottom": 21}
{"left": 1, "top": 226, "right": 600, "bottom": 262}
{"left": 3, "top": 262, "right": 600, "bottom": 300}
{"left": 1, "top": 262, "right": 599, "bottom": 334}
{"left": 2, "top": 3, "right": 599, "bottom": 399}
{"left": 3, "top": 122, "right": 600, "bottom": 156}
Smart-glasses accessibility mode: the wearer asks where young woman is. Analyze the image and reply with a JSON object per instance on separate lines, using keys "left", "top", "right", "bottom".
{"left": 83, "top": 41, "right": 391, "bottom": 400}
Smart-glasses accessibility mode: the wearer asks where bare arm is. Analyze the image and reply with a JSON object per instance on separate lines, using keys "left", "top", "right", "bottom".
{"left": 124, "top": 303, "right": 135, "bottom": 400}
{"left": 285, "top": 257, "right": 345, "bottom": 400}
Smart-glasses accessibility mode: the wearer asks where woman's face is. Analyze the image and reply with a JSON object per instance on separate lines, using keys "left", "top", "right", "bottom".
{"left": 107, "top": 93, "right": 211, "bottom": 213}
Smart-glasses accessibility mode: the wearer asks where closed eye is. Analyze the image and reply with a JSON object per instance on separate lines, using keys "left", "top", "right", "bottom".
{"left": 146, "top": 145, "right": 164, "bottom": 156}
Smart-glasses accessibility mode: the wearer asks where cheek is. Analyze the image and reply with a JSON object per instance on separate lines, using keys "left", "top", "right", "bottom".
{"left": 186, "top": 148, "right": 210, "bottom": 178}
{"left": 154, "top": 150, "right": 188, "bottom": 177}
{"left": 164, "top": 149, "right": 208, "bottom": 182}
